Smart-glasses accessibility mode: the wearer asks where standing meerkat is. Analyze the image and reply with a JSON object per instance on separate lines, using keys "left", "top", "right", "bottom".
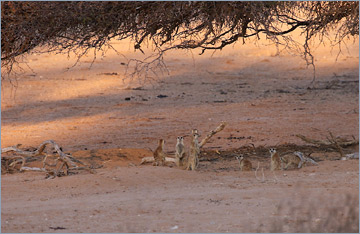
{"left": 186, "top": 131, "right": 200, "bottom": 171}
{"left": 236, "top": 156, "right": 253, "bottom": 171}
{"left": 269, "top": 148, "right": 282, "bottom": 171}
{"left": 175, "top": 136, "right": 186, "bottom": 167}
{"left": 153, "top": 139, "right": 166, "bottom": 166}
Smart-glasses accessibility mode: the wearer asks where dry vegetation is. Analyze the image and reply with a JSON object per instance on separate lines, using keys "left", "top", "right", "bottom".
{"left": 266, "top": 194, "right": 359, "bottom": 233}
{"left": 1, "top": 1, "right": 358, "bottom": 81}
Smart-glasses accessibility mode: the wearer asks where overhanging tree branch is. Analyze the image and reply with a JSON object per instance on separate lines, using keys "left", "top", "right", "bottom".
{"left": 1, "top": 1, "right": 358, "bottom": 80}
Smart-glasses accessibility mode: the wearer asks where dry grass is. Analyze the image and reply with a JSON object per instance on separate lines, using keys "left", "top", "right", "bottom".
{"left": 262, "top": 194, "right": 359, "bottom": 233}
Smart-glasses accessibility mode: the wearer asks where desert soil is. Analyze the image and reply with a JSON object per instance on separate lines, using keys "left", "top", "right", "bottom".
{"left": 1, "top": 36, "right": 359, "bottom": 233}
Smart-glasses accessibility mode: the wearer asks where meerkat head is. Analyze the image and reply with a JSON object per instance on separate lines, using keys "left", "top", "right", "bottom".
{"left": 191, "top": 129, "right": 201, "bottom": 138}
{"left": 159, "top": 139, "right": 165, "bottom": 146}
{"left": 269, "top": 148, "right": 277, "bottom": 155}
{"left": 235, "top": 155, "right": 244, "bottom": 163}
{"left": 177, "top": 136, "right": 184, "bottom": 145}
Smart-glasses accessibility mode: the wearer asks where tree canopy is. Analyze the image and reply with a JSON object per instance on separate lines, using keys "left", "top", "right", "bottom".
{"left": 1, "top": 1, "right": 359, "bottom": 78}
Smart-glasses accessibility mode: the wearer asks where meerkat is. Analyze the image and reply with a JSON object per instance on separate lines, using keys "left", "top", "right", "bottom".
{"left": 175, "top": 136, "right": 186, "bottom": 167}
{"left": 186, "top": 131, "right": 200, "bottom": 171}
{"left": 294, "top": 151, "right": 318, "bottom": 166}
{"left": 269, "top": 148, "right": 282, "bottom": 171}
{"left": 236, "top": 156, "right": 253, "bottom": 171}
{"left": 153, "top": 139, "right": 166, "bottom": 166}
{"left": 281, "top": 153, "right": 302, "bottom": 170}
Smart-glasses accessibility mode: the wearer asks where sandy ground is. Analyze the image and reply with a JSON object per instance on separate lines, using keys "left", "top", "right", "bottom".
{"left": 1, "top": 160, "right": 359, "bottom": 233}
{"left": 1, "top": 35, "right": 359, "bottom": 233}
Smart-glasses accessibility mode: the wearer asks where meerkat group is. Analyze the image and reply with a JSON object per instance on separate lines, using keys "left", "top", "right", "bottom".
{"left": 149, "top": 129, "right": 200, "bottom": 171}
{"left": 147, "top": 136, "right": 314, "bottom": 172}
{"left": 234, "top": 148, "right": 313, "bottom": 172}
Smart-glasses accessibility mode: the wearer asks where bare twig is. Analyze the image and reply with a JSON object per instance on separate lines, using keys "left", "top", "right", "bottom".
{"left": 1, "top": 140, "right": 91, "bottom": 178}
{"left": 297, "top": 132, "right": 358, "bottom": 159}
{"left": 296, "top": 134, "right": 358, "bottom": 148}
{"left": 20, "top": 167, "right": 47, "bottom": 172}
{"left": 295, "top": 134, "right": 329, "bottom": 146}
{"left": 199, "top": 122, "right": 227, "bottom": 148}
{"left": 328, "top": 132, "right": 345, "bottom": 158}
{"left": 255, "top": 162, "right": 265, "bottom": 182}
{"left": 294, "top": 151, "right": 318, "bottom": 166}
{"left": 255, "top": 162, "right": 280, "bottom": 183}
{"left": 272, "top": 171, "right": 279, "bottom": 183}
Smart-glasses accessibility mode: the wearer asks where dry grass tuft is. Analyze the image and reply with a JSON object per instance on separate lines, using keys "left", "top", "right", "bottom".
{"left": 262, "top": 194, "right": 359, "bottom": 233}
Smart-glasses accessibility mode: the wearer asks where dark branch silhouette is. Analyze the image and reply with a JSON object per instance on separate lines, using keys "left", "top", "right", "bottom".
{"left": 1, "top": 1, "right": 358, "bottom": 80}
